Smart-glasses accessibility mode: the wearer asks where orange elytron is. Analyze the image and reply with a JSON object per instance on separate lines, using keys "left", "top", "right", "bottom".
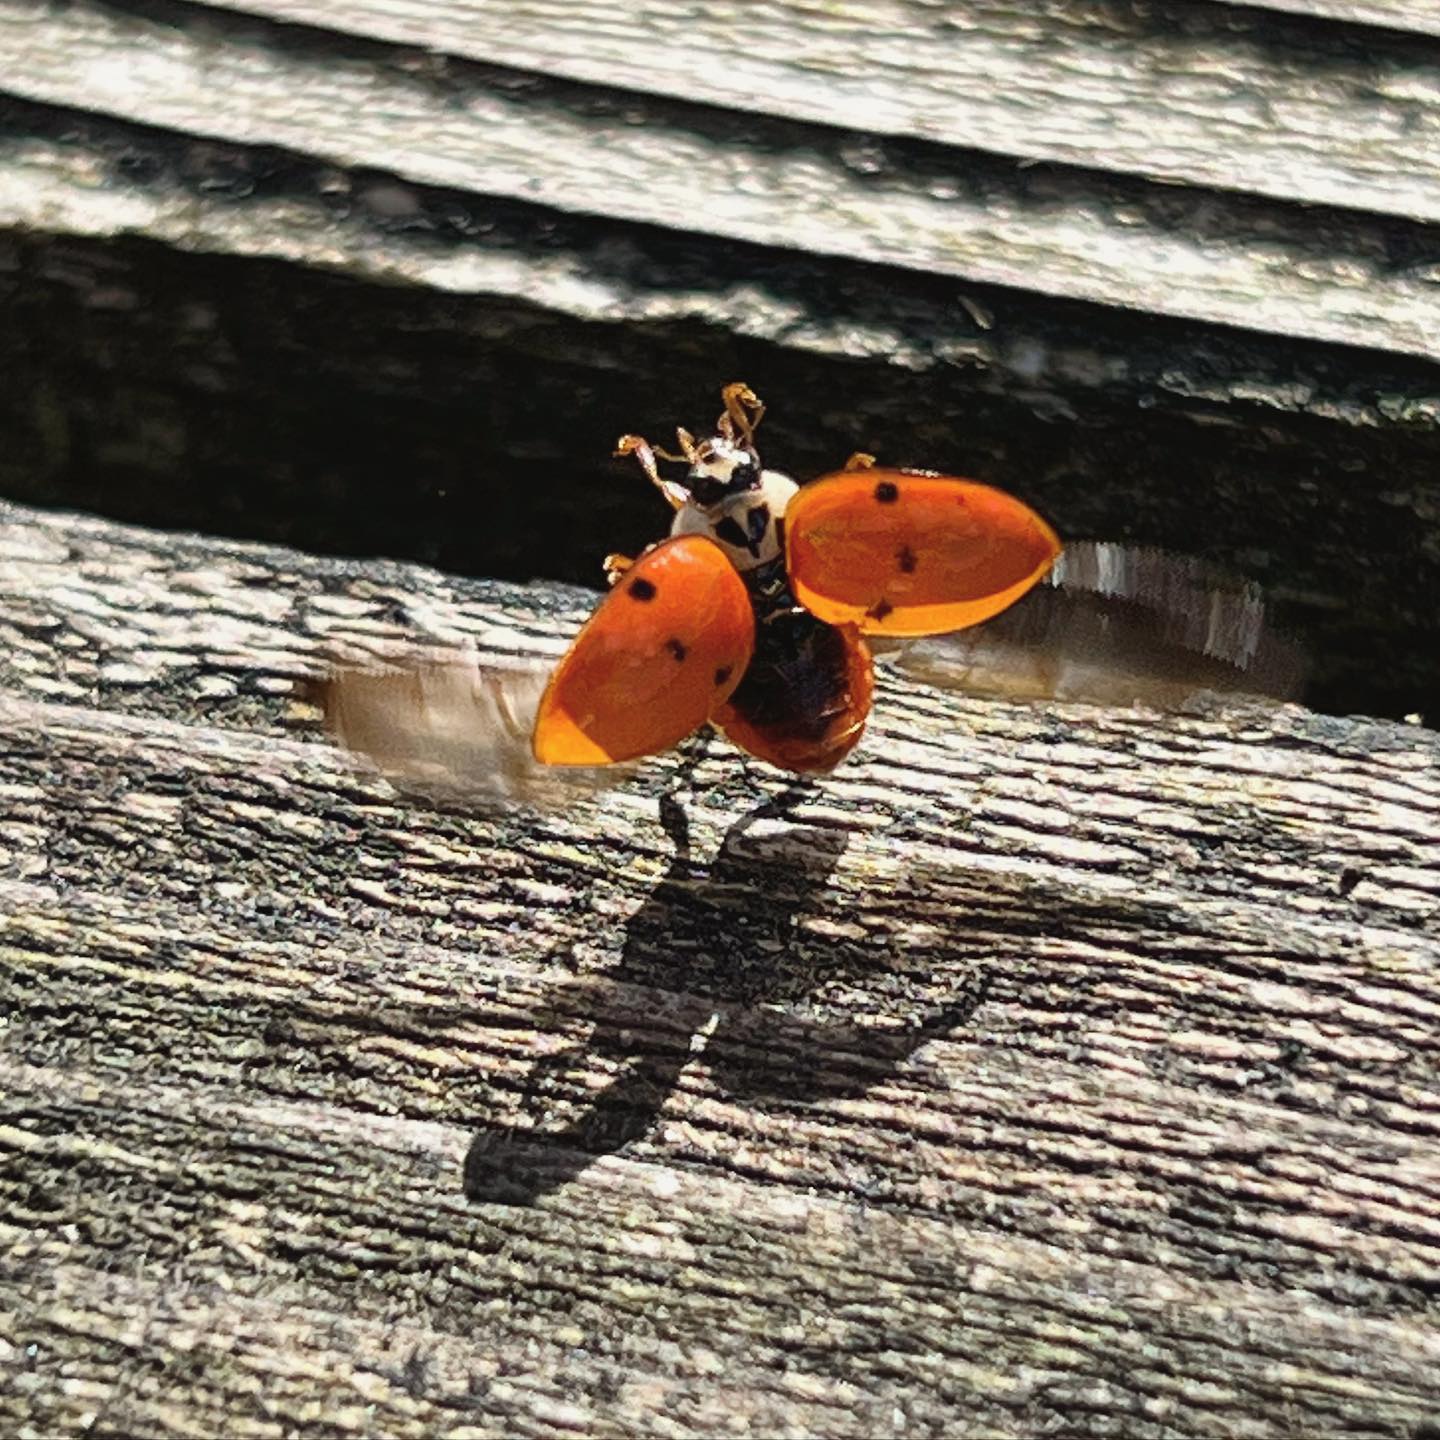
{"left": 532, "top": 384, "right": 1062, "bottom": 773}
{"left": 531, "top": 535, "right": 754, "bottom": 766}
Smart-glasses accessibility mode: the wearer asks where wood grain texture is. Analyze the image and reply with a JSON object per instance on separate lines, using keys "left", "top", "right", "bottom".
{"left": 184, "top": 0, "right": 1440, "bottom": 222}
{"left": 0, "top": 500, "right": 1437, "bottom": 1435}
{"left": 5, "top": 0, "right": 1440, "bottom": 358}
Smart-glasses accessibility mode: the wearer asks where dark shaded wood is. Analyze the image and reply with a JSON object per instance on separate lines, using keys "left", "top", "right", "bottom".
{"left": 1220, "top": 0, "right": 1440, "bottom": 35}
{"left": 0, "top": 500, "right": 1437, "bottom": 1436}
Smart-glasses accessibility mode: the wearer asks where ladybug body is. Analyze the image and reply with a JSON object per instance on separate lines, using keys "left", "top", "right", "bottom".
{"left": 667, "top": 438, "right": 797, "bottom": 572}
{"left": 320, "top": 387, "right": 1306, "bottom": 802}
{"left": 532, "top": 384, "right": 1061, "bottom": 774}
{"left": 716, "top": 557, "right": 875, "bottom": 773}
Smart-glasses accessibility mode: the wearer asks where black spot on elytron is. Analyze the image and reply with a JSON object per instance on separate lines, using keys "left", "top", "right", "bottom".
{"left": 897, "top": 545, "right": 918, "bottom": 573}
{"left": 868, "top": 597, "right": 894, "bottom": 621}
{"left": 714, "top": 665, "right": 733, "bottom": 686}
{"left": 666, "top": 638, "right": 688, "bottom": 662}
{"left": 874, "top": 480, "right": 900, "bottom": 504}
{"left": 628, "top": 577, "right": 657, "bottom": 601}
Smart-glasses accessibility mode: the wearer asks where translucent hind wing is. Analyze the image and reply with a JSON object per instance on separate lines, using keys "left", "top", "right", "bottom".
{"left": 893, "top": 542, "right": 1308, "bottom": 708}
{"left": 318, "top": 652, "right": 631, "bottom": 810}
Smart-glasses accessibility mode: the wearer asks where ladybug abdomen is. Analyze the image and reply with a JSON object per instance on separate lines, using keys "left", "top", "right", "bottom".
{"left": 713, "top": 596, "right": 873, "bottom": 773}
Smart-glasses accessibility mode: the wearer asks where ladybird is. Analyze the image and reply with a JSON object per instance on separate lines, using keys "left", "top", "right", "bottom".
{"left": 320, "top": 390, "right": 1304, "bottom": 800}
{"left": 532, "top": 383, "right": 1061, "bottom": 773}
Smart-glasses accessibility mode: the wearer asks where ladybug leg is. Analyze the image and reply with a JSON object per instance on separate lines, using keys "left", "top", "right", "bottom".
{"left": 842, "top": 451, "right": 877, "bottom": 472}
{"left": 663, "top": 730, "right": 715, "bottom": 795}
{"left": 657, "top": 788, "right": 692, "bottom": 858}
{"left": 719, "top": 382, "right": 764, "bottom": 449}
{"left": 602, "top": 552, "right": 635, "bottom": 585}
{"left": 615, "top": 433, "right": 690, "bottom": 511}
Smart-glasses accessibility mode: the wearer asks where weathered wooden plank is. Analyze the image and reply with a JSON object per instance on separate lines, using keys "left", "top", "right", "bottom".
{"left": 4, "top": 0, "right": 1440, "bottom": 359}
{"left": 0, "top": 496, "right": 1434, "bottom": 1098}
{"left": 0, "top": 500, "right": 1436, "bottom": 1435}
{"left": 5, "top": 1027, "right": 1440, "bottom": 1439}
{"left": 8, "top": 1059, "right": 1440, "bottom": 1438}
{"left": 174, "top": 0, "right": 1440, "bottom": 222}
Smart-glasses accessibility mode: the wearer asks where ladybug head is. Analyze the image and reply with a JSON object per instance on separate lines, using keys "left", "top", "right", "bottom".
{"left": 676, "top": 380, "right": 766, "bottom": 507}
{"left": 614, "top": 382, "right": 770, "bottom": 513}
{"left": 682, "top": 436, "right": 761, "bottom": 507}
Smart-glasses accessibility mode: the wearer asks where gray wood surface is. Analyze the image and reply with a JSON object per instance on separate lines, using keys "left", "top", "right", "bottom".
{"left": 4, "top": 0, "right": 1440, "bottom": 1415}
{"left": 185, "top": 0, "right": 1440, "bottom": 222}
{"left": 4, "top": 0, "right": 1440, "bottom": 358}
{"left": 1, "top": 500, "right": 1438, "bottom": 1435}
